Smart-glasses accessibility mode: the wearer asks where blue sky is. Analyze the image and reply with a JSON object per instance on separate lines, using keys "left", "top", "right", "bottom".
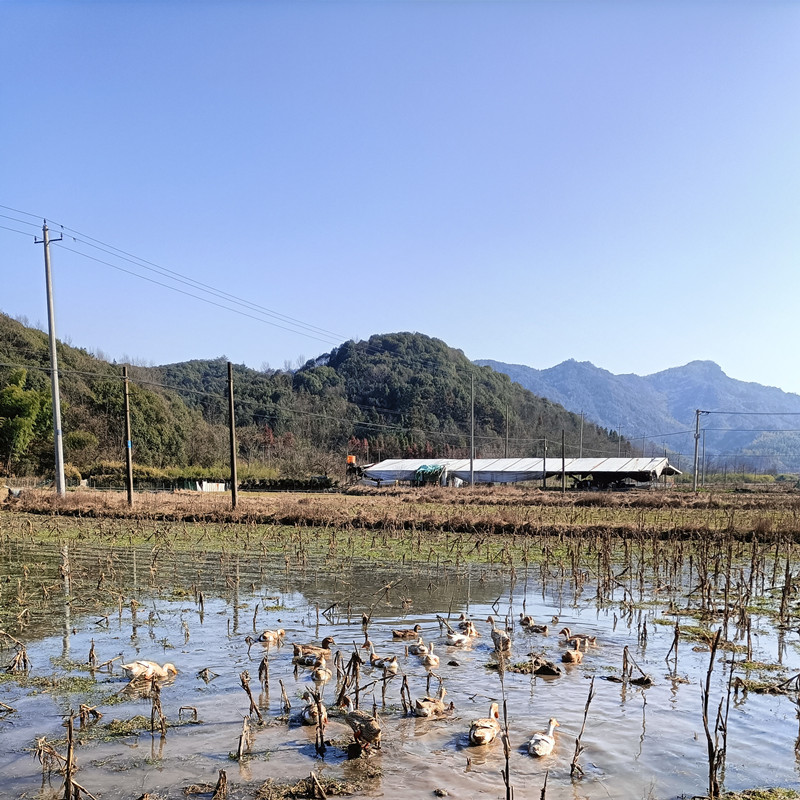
{"left": 2, "top": 1, "right": 799, "bottom": 392}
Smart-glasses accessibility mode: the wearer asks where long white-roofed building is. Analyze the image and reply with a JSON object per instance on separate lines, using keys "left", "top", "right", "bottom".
{"left": 362, "top": 457, "right": 680, "bottom": 489}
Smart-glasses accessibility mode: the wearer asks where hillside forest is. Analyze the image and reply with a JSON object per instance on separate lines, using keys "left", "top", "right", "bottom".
{"left": 0, "top": 313, "right": 629, "bottom": 483}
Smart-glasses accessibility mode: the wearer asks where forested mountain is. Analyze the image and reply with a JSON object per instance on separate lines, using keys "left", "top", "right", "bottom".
{"left": 477, "top": 357, "right": 800, "bottom": 471}
{"left": 157, "top": 333, "right": 626, "bottom": 468}
{"left": 0, "top": 313, "right": 626, "bottom": 479}
{"left": 0, "top": 313, "right": 217, "bottom": 476}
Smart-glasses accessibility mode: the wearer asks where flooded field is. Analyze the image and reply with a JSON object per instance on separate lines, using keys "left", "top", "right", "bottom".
{"left": 0, "top": 511, "right": 799, "bottom": 799}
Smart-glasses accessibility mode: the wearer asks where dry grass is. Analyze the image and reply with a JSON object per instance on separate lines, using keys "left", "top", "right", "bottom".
{"left": 6, "top": 485, "right": 800, "bottom": 539}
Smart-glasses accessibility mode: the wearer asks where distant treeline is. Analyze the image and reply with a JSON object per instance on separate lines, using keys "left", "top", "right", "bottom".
{"left": 0, "top": 314, "right": 630, "bottom": 480}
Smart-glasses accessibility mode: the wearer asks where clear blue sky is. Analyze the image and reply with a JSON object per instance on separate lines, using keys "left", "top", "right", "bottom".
{"left": 2, "top": 1, "right": 799, "bottom": 391}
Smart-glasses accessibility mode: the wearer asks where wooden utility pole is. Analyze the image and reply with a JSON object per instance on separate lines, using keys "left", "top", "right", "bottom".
{"left": 542, "top": 438, "right": 547, "bottom": 490}
{"left": 701, "top": 429, "right": 706, "bottom": 487}
{"left": 504, "top": 403, "right": 509, "bottom": 458}
{"left": 36, "top": 222, "right": 65, "bottom": 497}
{"left": 122, "top": 366, "right": 134, "bottom": 506}
{"left": 228, "top": 362, "right": 239, "bottom": 509}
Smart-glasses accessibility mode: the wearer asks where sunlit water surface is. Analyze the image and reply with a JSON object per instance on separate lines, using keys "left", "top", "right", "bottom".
{"left": 0, "top": 537, "right": 798, "bottom": 799}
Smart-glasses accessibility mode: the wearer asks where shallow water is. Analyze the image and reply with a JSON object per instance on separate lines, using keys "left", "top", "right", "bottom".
{"left": 0, "top": 537, "right": 799, "bottom": 800}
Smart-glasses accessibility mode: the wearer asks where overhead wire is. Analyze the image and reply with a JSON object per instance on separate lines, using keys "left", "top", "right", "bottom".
{"left": 4, "top": 206, "right": 799, "bottom": 463}
{"left": 3, "top": 206, "right": 503, "bottom": 377}
{"left": 55, "top": 243, "right": 340, "bottom": 347}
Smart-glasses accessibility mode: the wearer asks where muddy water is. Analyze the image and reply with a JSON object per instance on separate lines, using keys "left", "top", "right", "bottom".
{"left": 0, "top": 538, "right": 799, "bottom": 799}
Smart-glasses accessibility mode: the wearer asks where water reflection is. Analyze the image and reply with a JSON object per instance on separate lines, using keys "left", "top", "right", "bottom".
{"left": 0, "top": 536, "right": 798, "bottom": 800}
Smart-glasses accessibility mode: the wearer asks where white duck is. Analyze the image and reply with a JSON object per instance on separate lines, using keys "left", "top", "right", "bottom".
{"left": 121, "top": 660, "right": 178, "bottom": 681}
{"left": 528, "top": 717, "right": 559, "bottom": 757}
{"left": 469, "top": 701, "right": 501, "bottom": 745}
{"left": 421, "top": 642, "right": 439, "bottom": 669}
{"left": 408, "top": 637, "right": 428, "bottom": 656}
{"left": 413, "top": 686, "right": 448, "bottom": 717}
{"left": 446, "top": 628, "right": 473, "bottom": 647}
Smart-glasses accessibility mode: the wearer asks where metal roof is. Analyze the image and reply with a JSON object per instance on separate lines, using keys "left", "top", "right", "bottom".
{"left": 363, "top": 457, "right": 681, "bottom": 485}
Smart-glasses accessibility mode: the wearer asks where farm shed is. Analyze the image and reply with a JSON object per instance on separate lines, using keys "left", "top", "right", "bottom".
{"left": 363, "top": 457, "right": 680, "bottom": 488}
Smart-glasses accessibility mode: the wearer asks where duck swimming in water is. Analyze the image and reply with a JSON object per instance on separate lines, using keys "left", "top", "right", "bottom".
{"left": 407, "top": 637, "right": 428, "bottom": 656}
{"left": 559, "top": 627, "right": 597, "bottom": 646}
{"left": 392, "top": 624, "right": 422, "bottom": 639}
{"left": 293, "top": 636, "right": 336, "bottom": 665}
{"left": 342, "top": 696, "right": 382, "bottom": 750}
{"left": 528, "top": 717, "right": 559, "bottom": 757}
{"left": 300, "top": 691, "right": 328, "bottom": 726}
{"left": 413, "top": 686, "right": 448, "bottom": 717}
{"left": 469, "top": 702, "right": 501, "bottom": 745}
{"left": 561, "top": 639, "right": 583, "bottom": 664}
{"left": 257, "top": 628, "right": 285, "bottom": 644}
{"left": 121, "top": 660, "right": 178, "bottom": 681}
{"left": 487, "top": 616, "right": 511, "bottom": 652}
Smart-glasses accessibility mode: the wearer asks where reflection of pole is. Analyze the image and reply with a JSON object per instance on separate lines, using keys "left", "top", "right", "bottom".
{"left": 61, "top": 543, "right": 71, "bottom": 657}
{"left": 232, "top": 557, "right": 240, "bottom": 635}
{"left": 123, "top": 366, "right": 134, "bottom": 506}
{"left": 37, "top": 223, "right": 65, "bottom": 496}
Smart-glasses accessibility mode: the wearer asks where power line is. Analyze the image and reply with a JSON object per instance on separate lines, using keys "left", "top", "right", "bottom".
{"left": 0, "top": 206, "right": 497, "bottom": 378}
{"left": 704, "top": 410, "right": 800, "bottom": 416}
{"left": 704, "top": 428, "right": 800, "bottom": 433}
{"left": 0, "top": 223, "right": 34, "bottom": 237}
{"left": 56, "top": 231, "right": 347, "bottom": 342}
{"left": 55, "top": 243, "right": 340, "bottom": 347}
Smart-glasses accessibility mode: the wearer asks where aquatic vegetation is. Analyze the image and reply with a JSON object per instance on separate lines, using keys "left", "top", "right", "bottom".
{"left": 2, "top": 488, "right": 800, "bottom": 798}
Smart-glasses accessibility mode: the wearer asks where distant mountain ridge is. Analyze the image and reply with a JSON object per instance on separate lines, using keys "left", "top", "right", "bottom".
{"left": 475, "top": 358, "right": 800, "bottom": 471}
{"left": 0, "top": 312, "right": 626, "bottom": 478}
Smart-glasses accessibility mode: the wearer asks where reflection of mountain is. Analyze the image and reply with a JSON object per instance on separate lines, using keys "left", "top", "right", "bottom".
{"left": 475, "top": 358, "right": 800, "bottom": 471}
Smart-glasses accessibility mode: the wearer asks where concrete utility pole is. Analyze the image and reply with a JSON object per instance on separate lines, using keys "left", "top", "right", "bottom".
{"left": 692, "top": 409, "right": 701, "bottom": 492}
{"left": 228, "top": 362, "right": 239, "bottom": 509}
{"left": 122, "top": 366, "right": 134, "bottom": 507}
{"left": 470, "top": 374, "right": 475, "bottom": 486}
{"left": 36, "top": 222, "right": 65, "bottom": 497}
{"left": 579, "top": 411, "right": 584, "bottom": 459}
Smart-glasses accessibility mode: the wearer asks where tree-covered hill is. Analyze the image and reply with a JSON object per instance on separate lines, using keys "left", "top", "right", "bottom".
{"left": 0, "top": 312, "right": 215, "bottom": 475}
{"left": 0, "top": 313, "right": 627, "bottom": 478}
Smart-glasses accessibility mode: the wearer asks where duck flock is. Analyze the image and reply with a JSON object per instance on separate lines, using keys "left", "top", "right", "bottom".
{"left": 123, "top": 610, "right": 602, "bottom": 765}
